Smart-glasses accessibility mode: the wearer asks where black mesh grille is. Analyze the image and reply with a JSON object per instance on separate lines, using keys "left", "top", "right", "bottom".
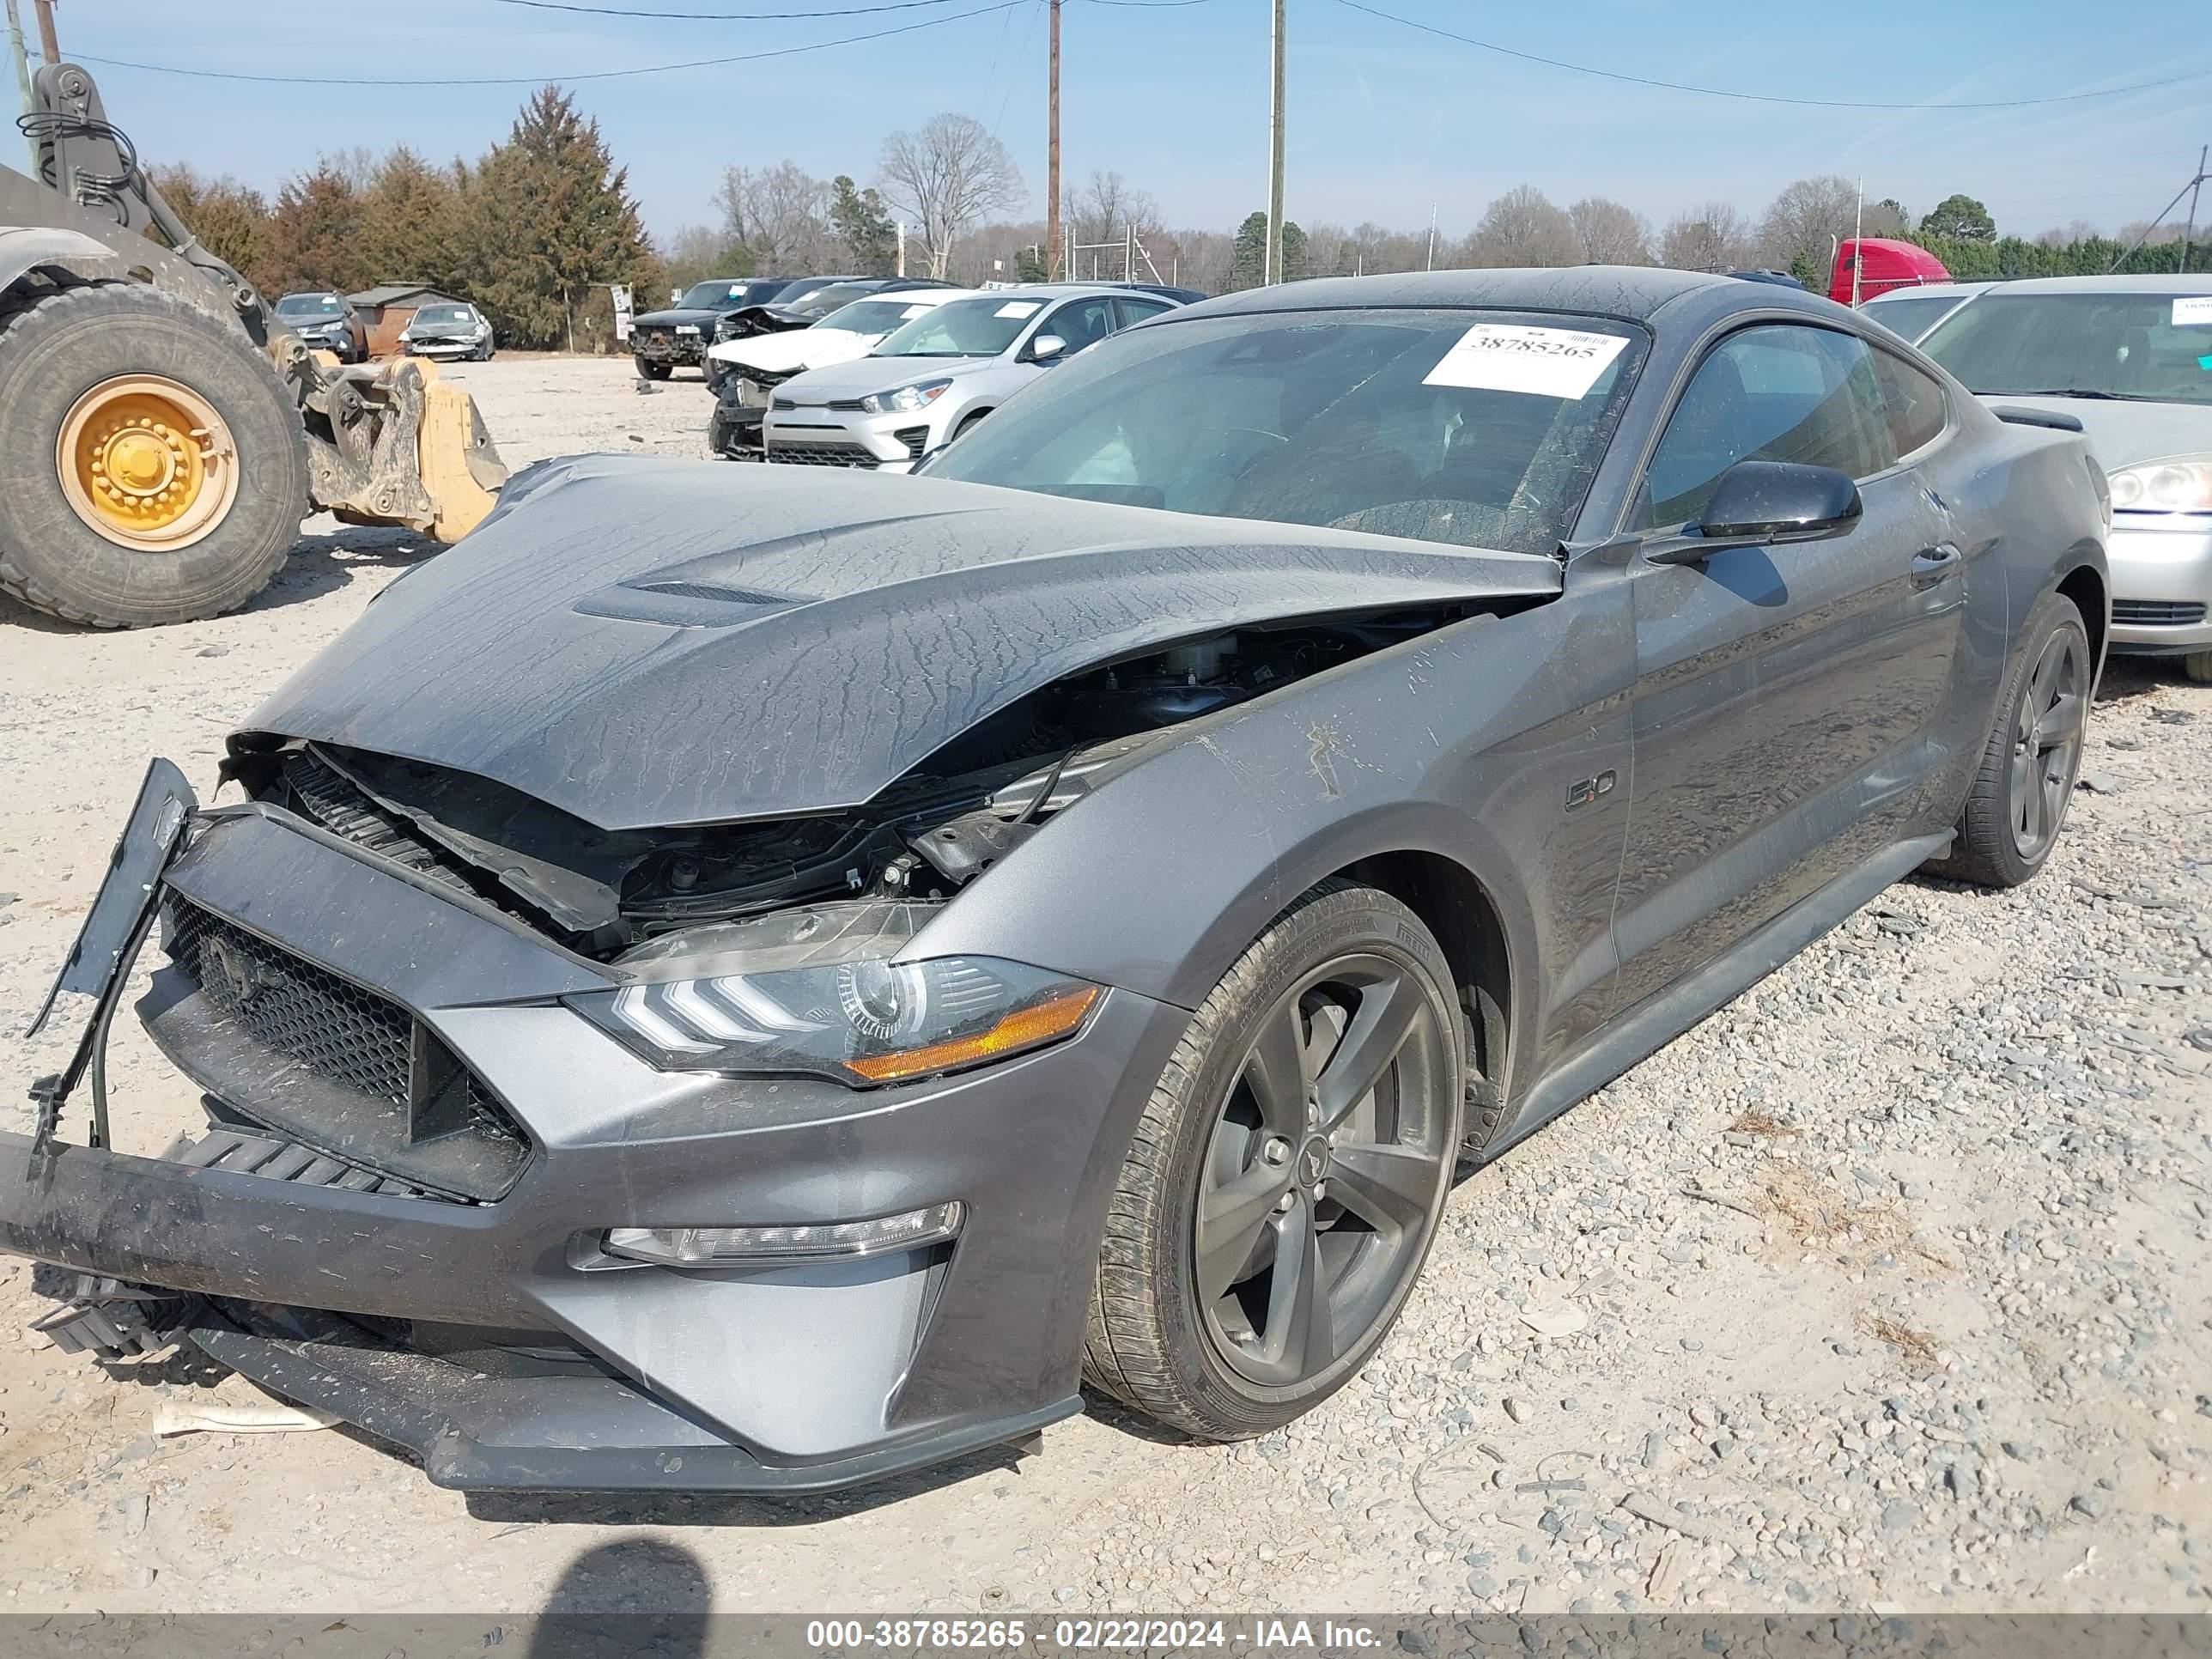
{"left": 162, "top": 898, "right": 519, "bottom": 1151}
{"left": 2112, "top": 599, "right": 2207, "bottom": 626}
{"left": 763, "top": 442, "right": 880, "bottom": 468}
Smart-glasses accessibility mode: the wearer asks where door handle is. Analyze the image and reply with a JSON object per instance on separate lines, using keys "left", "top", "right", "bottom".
{"left": 1911, "top": 544, "right": 1961, "bottom": 587}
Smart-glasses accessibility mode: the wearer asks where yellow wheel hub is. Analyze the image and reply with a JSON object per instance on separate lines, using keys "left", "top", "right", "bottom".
{"left": 58, "top": 375, "right": 240, "bottom": 551}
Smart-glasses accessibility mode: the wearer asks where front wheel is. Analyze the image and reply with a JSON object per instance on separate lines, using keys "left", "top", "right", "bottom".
{"left": 1085, "top": 882, "right": 1465, "bottom": 1438}
{"left": 2183, "top": 647, "right": 2212, "bottom": 684}
{"left": 1923, "top": 589, "right": 2091, "bottom": 888}
{"left": 635, "top": 356, "right": 672, "bottom": 381}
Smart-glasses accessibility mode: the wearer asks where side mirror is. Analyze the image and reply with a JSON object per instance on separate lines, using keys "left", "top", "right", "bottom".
{"left": 1698, "top": 459, "right": 1860, "bottom": 542}
{"left": 1028, "top": 333, "right": 1068, "bottom": 363}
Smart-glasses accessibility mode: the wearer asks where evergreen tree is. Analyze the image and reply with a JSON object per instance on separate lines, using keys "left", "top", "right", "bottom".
{"left": 261, "top": 165, "right": 366, "bottom": 296}
{"left": 146, "top": 165, "right": 271, "bottom": 294}
{"left": 1919, "top": 193, "right": 1996, "bottom": 243}
{"left": 470, "top": 87, "right": 659, "bottom": 352}
{"left": 828, "top": 174, "right": 898, "bottom": 276}
{"left": 1231, "top": 211, "right": 1305, "bottom": 289}
{"left": 354, "top": 148, "right": 466, "bottom": 293}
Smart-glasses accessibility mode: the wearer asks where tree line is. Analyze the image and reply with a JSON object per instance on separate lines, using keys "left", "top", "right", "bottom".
{"left": 154, "top": 86, "right": 658, "bottom": 352}
{"left": 153, "top": 87, "right": 2200, "bottom": 353}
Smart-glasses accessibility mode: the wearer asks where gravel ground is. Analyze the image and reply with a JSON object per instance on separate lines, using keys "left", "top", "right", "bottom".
{"left": 0, "top": 356, "right": 2207, "bottom": 1619}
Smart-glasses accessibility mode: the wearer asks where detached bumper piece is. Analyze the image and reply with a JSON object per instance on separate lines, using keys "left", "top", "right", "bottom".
{"left": 177, "top": 1298, "right": 1071, "bottom": 1493}
{"left": 29, "top": 1273, "right": 191, "bottom": 1360}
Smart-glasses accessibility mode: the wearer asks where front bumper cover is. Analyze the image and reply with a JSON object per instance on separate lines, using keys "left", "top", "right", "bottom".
{"left": 2106, "top": 515, "right": 2212, "bottom": 652}
{"left": 3, "top": 792, "right": 1188, "bottom": 1492}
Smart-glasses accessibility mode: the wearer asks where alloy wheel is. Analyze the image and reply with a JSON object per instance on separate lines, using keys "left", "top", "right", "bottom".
{"left": 1193, "top": 953, "right": 1454, "bottom": 1389}
{"left": 2008, "top": 627, "right": 2086, "bottom": 860}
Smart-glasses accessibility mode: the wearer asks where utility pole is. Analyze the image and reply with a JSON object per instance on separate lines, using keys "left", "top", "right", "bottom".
{"left": 30, "top": 0, "right": 53, "bottom": 64}
{"left": 2109, "top": 149, "right": 2212, "bottom": 274}
{"left": 1264, "top": 0, "right": 1285, "bottom": 285}
{"left": 1046, "top": 0, "right": 1061, "bottom": 281}
{"left": 5, "top": 0, "right": 34, "bottom": 167}
{"left": 2184, "top": 144, "right": 2208, "bottom": 276}
{"left": 896, "top": 222, "right": 907, "bottom": 279}
{"left": 1425, "top": 204, "right": 1437, "bottom": 271}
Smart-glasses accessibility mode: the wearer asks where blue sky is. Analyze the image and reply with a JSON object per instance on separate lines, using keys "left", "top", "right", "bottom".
{"left": 70, "top": 0, "right": 2212, "bottom": 244}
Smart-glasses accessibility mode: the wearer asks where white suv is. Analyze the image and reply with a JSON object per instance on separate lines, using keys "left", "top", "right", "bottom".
{"left": 761, "top": 286, "right": 1180, "bottom": 470}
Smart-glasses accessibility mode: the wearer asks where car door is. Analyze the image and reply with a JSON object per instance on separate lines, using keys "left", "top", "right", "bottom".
{"left": 1608, "top": 321, "right": 1964, "bottom": 1010}
{"left": 1113, "top": 295, "right": 1175, "bottom": 331}
{"left": 1033, "top": 295, "right": 1117, "bottom": 362}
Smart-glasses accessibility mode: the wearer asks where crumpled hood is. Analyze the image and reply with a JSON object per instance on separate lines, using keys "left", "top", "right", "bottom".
{"left": 705, "top": 327, "right": 871, "bottom": 374}
{"left": 777, "top": 354, "right": 994, "bottom": 406}
{"left": 241, "top": 454, "right": 1563, "bottom": 830}
{"left": 1978, "top": 395, "right": 2212, "bottom": 469}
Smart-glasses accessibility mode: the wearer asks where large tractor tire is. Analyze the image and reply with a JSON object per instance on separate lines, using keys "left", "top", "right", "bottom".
{"left": 0, "top": 282, "right": 309, "bottom": 627}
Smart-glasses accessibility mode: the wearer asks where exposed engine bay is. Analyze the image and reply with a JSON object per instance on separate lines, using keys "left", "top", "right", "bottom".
{"left": 229, "top": 608, "right": 1481, "bottom": 966}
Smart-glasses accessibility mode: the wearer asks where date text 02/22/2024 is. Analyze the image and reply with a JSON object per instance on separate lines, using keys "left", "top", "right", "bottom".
{"left": 801, "top": 1619, "right": 1388, "bottom": 1651}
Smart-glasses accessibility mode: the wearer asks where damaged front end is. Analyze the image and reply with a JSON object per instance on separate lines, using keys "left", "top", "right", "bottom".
{"left": 3, "top": 460, "right": 1561, "bottom": 1492}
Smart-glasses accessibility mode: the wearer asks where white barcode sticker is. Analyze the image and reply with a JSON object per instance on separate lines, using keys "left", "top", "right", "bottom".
{"left": 995, "top": 300, "right": 1042, "bottom": 319}
{"left": 1424, "top": 324, "right": 1629, "bottom": 398}
{"left": 2173, "top": 296, "right": 2212, "bottom": 326}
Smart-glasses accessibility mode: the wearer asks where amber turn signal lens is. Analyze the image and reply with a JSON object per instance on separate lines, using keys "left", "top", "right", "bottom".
{"left": 844, "top": 986, "right": 1100, "bottom": 1084}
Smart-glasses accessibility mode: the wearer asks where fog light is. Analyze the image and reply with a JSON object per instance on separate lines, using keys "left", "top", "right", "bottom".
{"left": 602, "top": 1202, "right": 964, "bottom": 1266}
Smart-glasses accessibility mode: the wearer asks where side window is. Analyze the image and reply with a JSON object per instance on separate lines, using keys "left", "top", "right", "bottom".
{"left": 1040, "top": 297, "right": 1115, "bottom": 356}
{"left": 1640, "top": 325, "right": 1899, "bottom": 527}
{"left": 1873, "top": 350, "right": 1948, "bottom": 459}
{"left": 1113, "top": 296, "right": 1172, "bottom": 330}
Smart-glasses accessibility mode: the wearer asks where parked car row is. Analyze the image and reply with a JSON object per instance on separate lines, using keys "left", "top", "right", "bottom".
{"left": 706, "top": 282, "right": 1193, "bottom": 467}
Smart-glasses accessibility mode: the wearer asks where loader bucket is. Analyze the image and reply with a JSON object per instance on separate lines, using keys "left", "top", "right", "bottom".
{"left": 283, "top": 344, "right": 507, "bottom": 544}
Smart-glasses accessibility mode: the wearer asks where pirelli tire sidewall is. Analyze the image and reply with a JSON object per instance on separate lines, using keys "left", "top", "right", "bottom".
{"left": 0, "top": 282, "right": 309, "bottom": 628}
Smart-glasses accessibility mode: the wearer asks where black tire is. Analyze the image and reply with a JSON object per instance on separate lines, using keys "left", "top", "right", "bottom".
{"left": 954, "top": 409, "right": 992, "bottom": 441}
{"left": 2183, "top": 648, "right": 2212, "bottom": 685}
{"left": 635, "top": 356, "right": 672, "bottom": 381}
{"left": 1085, "top": 881, "right": 1465, "bottom": 1439}
{"left": 1923, "top": 588, "right": 2091, "bottom": 888}
{"left": 0, "top": 283, "right": 308, "bottom": 628}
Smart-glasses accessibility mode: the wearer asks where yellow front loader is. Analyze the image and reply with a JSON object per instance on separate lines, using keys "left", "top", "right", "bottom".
{"left": 0, "top": 62, "right": 507, "bottom": 627}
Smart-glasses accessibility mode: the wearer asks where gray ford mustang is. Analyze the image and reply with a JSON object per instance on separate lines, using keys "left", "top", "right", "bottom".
{"left": 7, "top": 269, "right": 2108, "bottom": 1495}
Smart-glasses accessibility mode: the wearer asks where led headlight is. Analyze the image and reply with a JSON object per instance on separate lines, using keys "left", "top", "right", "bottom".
{"left": 568, "top": 900, "right": 1099, "bottom": 1085}
{"left": 2108, "top": 459, "right": 2212, "bottom": 514}
{"left": 860, "top": 378, "right": 952, "bottom": 416}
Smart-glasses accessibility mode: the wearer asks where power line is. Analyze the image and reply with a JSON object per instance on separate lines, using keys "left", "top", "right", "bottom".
{"left": 1334, "top": 0, "right": 2212, "bottom": 111}
{"left": 71, "top": 0, "right": 1023, "bottom": 85}
{"left": 482, "top": 0, "right": 966, "bottom": 20}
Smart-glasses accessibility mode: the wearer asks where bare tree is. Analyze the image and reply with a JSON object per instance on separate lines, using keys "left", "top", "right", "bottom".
{"left": 1660, "top": 201, "right": 1755, "bottom": 271}
{"left": 1757, "top": 174, "right": 1858, "bottom": 278}
{"left": 2033, "top": 219, "right": 2102, "bottom": 248}
{"left": 1566, "top": 197, "right": 1651, "bottom": 264}
{"left": 877, "top": 114, "right": 1024, "bottom": 278}
{"left": 1459, "top": 185, "right": 1580, "bottom": 268}
{"left": 714, "top": 162, "right": 835, "bottom": 273}
{"left": 1071, "top": 170, "right": 1158, "bottom": 258}
{"left": 1860, "top": 197, "right": 1909, "bottom": 238}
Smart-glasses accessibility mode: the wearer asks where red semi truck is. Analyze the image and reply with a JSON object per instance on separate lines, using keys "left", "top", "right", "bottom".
{"left": 1830, "top": 238, "right": 1953, "bottom": 305}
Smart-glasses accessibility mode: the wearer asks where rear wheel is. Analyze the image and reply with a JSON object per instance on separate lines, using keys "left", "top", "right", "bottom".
{"left": 635, "top": 356, "right": 671, "bottom": 381}
{"left": 1085, "top": 882, "right": 1464, "bottom": 1438}
{"left": 1924, "top": 589, "right": 2090, "bottom": 887}
{"left": 0, "top": 283, "right": 308, "bottom": 627}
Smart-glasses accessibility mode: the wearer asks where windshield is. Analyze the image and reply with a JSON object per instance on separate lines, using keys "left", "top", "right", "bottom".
{"left": 787, "top": 282, "right": 878, "bottom": 319}
{"left": 821, "top": 297, "right": 941, "bottom": 336}
{"left": 412, "top": 305, "right": 472, "bottom": 327}
{"left": 679, "top": 281, "right": 769, "bottom": 309}
{"left": 277, "top": 295, "right": 343, "bottom": 316}
{"left": 1862, "top": 295, "right": 1960, "bottom": 343}
{"left": 924, "top": 308, "right": 1649, "bottom": 556}
{"left": 1921, "top": 289, "right": 2212, "bottom": 405}
{"left": 873, "top": 295, "right": 1044, "bottom": 359}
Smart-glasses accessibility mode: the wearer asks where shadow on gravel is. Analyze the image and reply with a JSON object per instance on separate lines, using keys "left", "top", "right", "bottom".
{"left": 243, "top": 526, "right": 435, "bottom": 615}
{"left": 528, "top": 1539, "right": 713, "bottom": 1653}
{"left": 460, "top": 1437, "right": 1030, "bottom": 1529}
